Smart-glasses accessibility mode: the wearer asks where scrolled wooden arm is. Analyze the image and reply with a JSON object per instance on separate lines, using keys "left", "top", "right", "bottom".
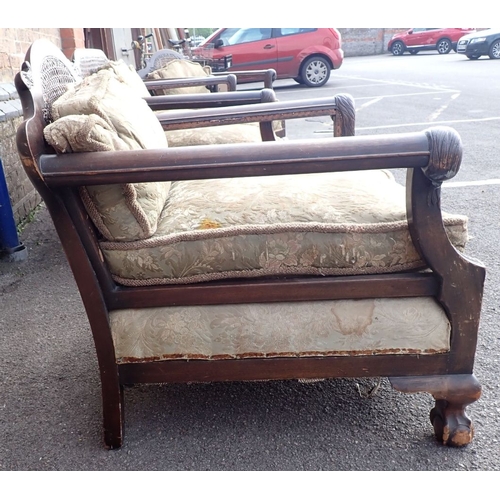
{"left": 423, "top": 126, "right": 463, "bottom": 184}
{"left": 144, "top": 74, "right": 237, "bottom": 92}
{"left": 144, "top": 88, "right": 277, "bottom": 111}
{"left": 39, "top": 130, "right": 431, "bottom": 187}
{"left": 212, "top": 69, "right": 277, "bottom": 88}
{"left": 154, "top": 93, "right": 355, "bottom": 137}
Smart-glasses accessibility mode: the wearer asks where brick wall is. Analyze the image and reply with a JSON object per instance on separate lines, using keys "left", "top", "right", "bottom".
{"left": 0, "top": 28, "right": 61, "bottom": 82}
{"left": 339, "top": 28, "right": 408, "bottom": 56}
{"left": 0, "top": 28, "right": 84, "bottom": 226}
{"left": 60, "top": 28, "right": 86, "bottom": 59}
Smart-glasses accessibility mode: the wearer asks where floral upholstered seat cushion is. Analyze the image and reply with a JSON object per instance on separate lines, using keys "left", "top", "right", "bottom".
{"left": 45, "top": 69, "right": 170, "bottom": 242}
{"left": 100, "top": 170, "right": 468, "bottom": 285}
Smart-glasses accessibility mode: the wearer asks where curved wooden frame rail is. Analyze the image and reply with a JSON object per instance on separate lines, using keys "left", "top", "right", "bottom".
{"left": 15, "top": 40, "right": 485, "bottom": 449}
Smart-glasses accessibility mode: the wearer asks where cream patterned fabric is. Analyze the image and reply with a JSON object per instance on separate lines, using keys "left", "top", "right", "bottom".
{"left": 51, "top": 69, "right": 167, "bottom": 150}
{"left": 105, "top": 59, "right": 151, "bottom": 98}
{"left": 146, "top": 59, "right": 212, "bottom": 95}
{"left": 46, "top": 70, "right": 171, "bottom": 241}
{"left": 100, "top": 170, "right": 468, "bottom": 285}
{"left": 110, "top": 297, "right": 451, "bottom": 362}
{"left": 165, "top": 123, "right": 264, "bottom": 147}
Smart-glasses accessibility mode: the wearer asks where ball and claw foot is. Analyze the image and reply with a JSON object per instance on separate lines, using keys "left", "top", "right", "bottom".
{"left": 430, "top": 399, "right": 474, "bottom": 447}
{"left": 390, "top": 374, "right": 481, "bottom": 447}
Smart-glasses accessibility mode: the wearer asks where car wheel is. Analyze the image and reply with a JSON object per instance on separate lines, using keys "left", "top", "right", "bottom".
{"left": 300, "top": 56, "right": 331, "bottom": 87}
{"left": 294, "top": 76, "right": 304, "bottom": 84}
{"left": 437, "top": 38, "right": 452, "bottom": 54}
{"left": 467, "top": 54, "right": 481, "bottom": 60}
{"left": 391, "top": 41, "right": 405, "bottom": 56}
{"left": 488, "top": 39, "right": 500, "bottom": 59}
{"left": 408, "top": 49, "right": 419, "bottom": 55}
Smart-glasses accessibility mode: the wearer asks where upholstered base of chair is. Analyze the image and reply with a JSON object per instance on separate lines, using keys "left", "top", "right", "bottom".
{"left": 110, "top": 296, "right": 451, "bottom": 362}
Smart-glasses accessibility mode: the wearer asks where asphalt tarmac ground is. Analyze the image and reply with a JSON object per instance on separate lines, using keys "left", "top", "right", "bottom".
{"left": 1, "top": 52, "right": 499, "bottom": 471}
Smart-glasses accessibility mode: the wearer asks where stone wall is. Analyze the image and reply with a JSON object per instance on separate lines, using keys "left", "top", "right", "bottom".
{"left": 0, "top": 29, "right": 60, "bottom": 225}
{"left": 0, "top": 112, "right": 41, "bottom": 225}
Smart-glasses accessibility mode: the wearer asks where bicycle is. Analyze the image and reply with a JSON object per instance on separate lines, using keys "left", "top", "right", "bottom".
{"left": 131, "top": 33, "right": 154, "bottom": 71}
{"left": 166, "top": 30, "right": 193, "bottom": 59}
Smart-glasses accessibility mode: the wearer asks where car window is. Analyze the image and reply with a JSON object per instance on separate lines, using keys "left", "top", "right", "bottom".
{"left": 213, "top": 28, "right": 240, "bottom": 46}
{"left": 278, "top": 28, "right": 317, "bottom": 36}
{"left": 227, "top": 28, "right": 273, "bottom": 45}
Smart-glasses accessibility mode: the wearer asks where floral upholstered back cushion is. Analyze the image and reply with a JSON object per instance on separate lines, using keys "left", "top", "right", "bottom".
{"left": 146, "top": 59, "right": 212, "bottom": 95}
{"left": 45, "top": 70, "right": 170, "bottom": 242}
{"left": 105, "top": 59, "right": 151, "bottom": 98}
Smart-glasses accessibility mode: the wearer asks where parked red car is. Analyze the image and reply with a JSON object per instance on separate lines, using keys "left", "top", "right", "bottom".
{"left": 197, "top": 28, "right": 344, "bottom": 87}
{"left": 388, "top": 28, "right": 476, "bottom": 56}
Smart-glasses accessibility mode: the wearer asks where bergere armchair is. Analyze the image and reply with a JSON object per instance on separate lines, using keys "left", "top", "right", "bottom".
{"left": 15, "top": 39, "right": 485, "bottom": 449}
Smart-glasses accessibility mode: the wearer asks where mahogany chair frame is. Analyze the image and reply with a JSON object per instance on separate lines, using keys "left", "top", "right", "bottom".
{"left": 15, "top": 40, "right": 485, "bottom": 449}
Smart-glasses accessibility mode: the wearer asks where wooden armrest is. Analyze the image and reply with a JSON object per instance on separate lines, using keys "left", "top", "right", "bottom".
{"left": 144, "top": 88, "right": 277, "bottom": 111}
{"left": 214, "top": 69, "right": 277, "bottom": 88}
{"left": 40, "top": 130, "right": 435, "bottom": 187}
{"left": 155, "top": 93, "right": 355, "bottom": 138}
{"left": 144, "top": 74, "right": 237, "bottom": 92}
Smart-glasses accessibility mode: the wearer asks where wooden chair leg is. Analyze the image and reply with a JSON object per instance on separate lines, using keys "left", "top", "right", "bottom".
{"left": 389, "top": 374, "right": 481, "bottom": 447}
{"left": 102, "top": 382, "right": 125, "bottom": 450}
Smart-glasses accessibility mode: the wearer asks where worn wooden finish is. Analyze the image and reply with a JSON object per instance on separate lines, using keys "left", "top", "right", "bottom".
{"left": 39, "top": 132, "right": 429, "bottom": 187}
{"left": 144, "top": 88, "right": 277, "bottom": 110}
{"left": 104, "top": 274, "right": 440, "bottom": 310}
{"left": 213, "top": 69, "right": 277, "bottom": 88}
{"left": 155, "top": 95, "right": 356, "bottom": 133}
{"left": 390, "top": 375, "right": 481, "bottom": 446}
{"left": 120, "top": 354, "right": 456, "bottom": 385}
{"left": 15, "top": 40, "right": 485, "bottom": 449}
{"left": 144, "top": 73, "right": 237, "bottom": 92}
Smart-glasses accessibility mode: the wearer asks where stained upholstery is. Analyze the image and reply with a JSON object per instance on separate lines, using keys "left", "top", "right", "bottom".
{"left": 110, "top": 297, "right": 451, "bottom": 362}
{"left": 100, "top": 171, "right": 468, "bottom": 285}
